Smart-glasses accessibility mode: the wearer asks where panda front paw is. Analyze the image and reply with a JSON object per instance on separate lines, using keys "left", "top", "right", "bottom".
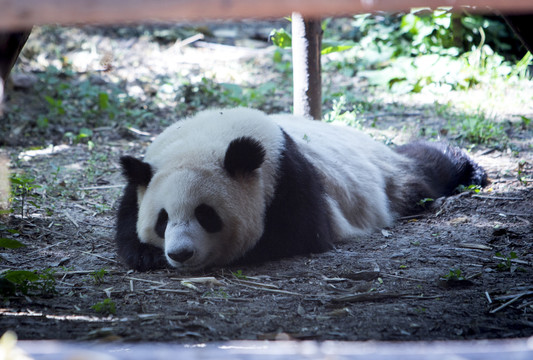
{"left": 120, "top": 243, "right": 167, "bottom": 271}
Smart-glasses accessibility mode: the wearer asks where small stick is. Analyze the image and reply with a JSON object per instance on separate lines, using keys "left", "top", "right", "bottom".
{"left": 125, "top": 276, "right": 166, "bottom": 285}
{"left": 485, "top": 291, "right": 492, "bottom": 304}
{"left": 490, "top": 293, "right": 525, "bottom": 313}
{"left": 80, "top": 251, "right": 121, "bottom": 264}
{"left": 26, "top": 239, "right": 69, "bottom": 256}
{"left": 80, "top": 185, "right": 125, "bottom": 190}
{"left": 381, "top": 273, "right": 426, "bottom": 282}
{"left": 64, "top": 211, "right": 79, "bottom": 228}
{"left": 236, "top": 282, "right": 303, "bottom": 296}
{"left": 472, "top": 195, "right": 523, "bottom": 201}
{"left": 493, "top": 256, "right": 532, "bottom": 266}
{"left": 233, "top": 279, "right": 280, "bottom": 289}
{"left": 152, "top": 288, "right": 190, "bottom": 294}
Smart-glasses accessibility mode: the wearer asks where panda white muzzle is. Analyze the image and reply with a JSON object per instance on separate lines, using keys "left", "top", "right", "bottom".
{"left": 164, "top": 222, "right": 211, "bottom": 269}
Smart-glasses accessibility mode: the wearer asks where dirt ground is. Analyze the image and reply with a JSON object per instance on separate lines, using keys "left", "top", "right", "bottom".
{"left": 0, "top": 21, "right": 532, "bottom": 343}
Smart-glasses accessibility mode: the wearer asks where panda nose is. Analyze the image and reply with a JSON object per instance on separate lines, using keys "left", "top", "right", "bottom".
{"left": 167, "top": 249, "right": 194, "bottom": 263}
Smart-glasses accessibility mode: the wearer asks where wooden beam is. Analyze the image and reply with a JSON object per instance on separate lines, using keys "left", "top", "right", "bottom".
{"left": 292, "top": 14, "right": 322, "bottom": 120}
{"left": 1, "top": 0, "right": 533, "bottom": 30}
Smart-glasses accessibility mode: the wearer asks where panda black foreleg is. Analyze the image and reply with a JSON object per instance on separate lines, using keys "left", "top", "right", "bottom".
{"left": 115, "top": 182, "right": 167, "bottom": 271}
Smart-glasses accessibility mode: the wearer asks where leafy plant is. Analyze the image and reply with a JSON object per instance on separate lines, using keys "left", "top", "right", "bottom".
{"left": 456, "top": 184, "right": 482, "bottom": 193}
{"left": 417, "top": 197, "right": 434, "bottom": 208}
{"left": 517, "top": 160, "right": 530, "bottom": 185}
{"left": 0, "top": 238, "right": 25, "bottom": 249}
{"left": 232, "top": 270, "right": 247, "bottom": 280}
{"left": 323, "top": 96, "right": 364, "bottom": 128}
{"left": 90, "top": 269, "right": 108, "bottom": 285}
{"left": 446, "top": 112, "right": 506, "bottom": 144}
{"left": 441, "top": 268, "right": 465, "bottom": 281}
{"left": 202, "top": 289, "right": 229, "bottom": 299}
{"left": 270, "top": 20, "right": 356, "bottom": 55}
{"left": 91, "top": 298, "right": 116, "bottom": 315}
{"left": 495, "top": 251, "right": 519, "bottom": 272}
{"left": 0, "top": 269, "right": 57, "bottom": 297}
{"left": 10, "top": 172, "right": 41, "bottom": 218}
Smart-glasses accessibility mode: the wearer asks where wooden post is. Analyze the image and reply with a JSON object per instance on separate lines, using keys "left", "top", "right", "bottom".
{"left": 291, "top": 13, "right": 322, "bottom": 120}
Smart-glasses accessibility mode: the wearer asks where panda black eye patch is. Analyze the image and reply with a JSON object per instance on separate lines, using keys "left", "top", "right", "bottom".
{"left": 155, "top": 209, "right": 168, "bottom": 238}
{"left": 194, "top": 204, "right": 223, "bottom": 233}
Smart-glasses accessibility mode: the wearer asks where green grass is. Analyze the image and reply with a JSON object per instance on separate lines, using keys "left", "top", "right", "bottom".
{"left": 446, "top": 112, "right": 507, "bottom": 145}
{"left": 91, "top": 298, "right": 116, "bottom": 315}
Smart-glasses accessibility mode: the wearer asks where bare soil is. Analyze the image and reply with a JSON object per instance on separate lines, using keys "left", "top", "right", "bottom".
{"left": 0, "top": 22, "right": 532, "bottom": 343}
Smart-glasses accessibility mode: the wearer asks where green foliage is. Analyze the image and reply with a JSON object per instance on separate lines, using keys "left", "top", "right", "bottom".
{"left": 417, "top": 197, "right": 434, "bottom": 208}
{"left": 495, "top": 251, "right": 519, "bottom": 272}
{"left": 269, "top": 28, "right": 292, "bottom": 49}
{"left": 90, "top": 269, "right": 108, "bottom": 285}
{"left": 176, "top": 77, "right": 279, "bottom": 114}
{"left": 456, "top": 184, "right": 482, "bottom": 193}
{"left": 91, "top": 298, "right": 116, "bottom": 315}
{"left": 10, "top": 172, "right": 41, "bottom": 218}
{"left": 31, "top": 65, "right": 137, "bottom": 139}
{"left": 0, "top": 238, "right": 25, "bottom": 249}
{"left": 0, "top": 269, "right": 57, "bottom": 297}
{"left": 441, "top": 268, "right": 465, "bottom": 281}
{"left": 345, "top": 10, "right": 530, "bottom": 93}
{"left": 447, "top": 113, "right": 506, "bottom": 144}
{"left": 232, "top": 270, "right": 247, "bottom": 280}
{"left": 323, "top": 96, "right": 364, "bottom": 128}
{"left": 270, "top": 21, "right": 355, "bottom": 55}
{"left": 202, "top": 289, "right": 229, "bottom": 299}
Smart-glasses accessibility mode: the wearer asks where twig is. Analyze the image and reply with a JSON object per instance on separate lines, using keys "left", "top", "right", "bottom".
{"left": 493, "top": 256, "right": 532, "bottom": 266}
{"left": 490, "top": 292, "right": 533, "bottom": 314}
{"left": 334, "top": 292, "right": 404, "bottom": 303}
{"left": 493, "top": 291, "right": 533, "bottom": 301}
{"left": 494, "top": 212, "right": 532, "bottom": 217}
{"left": 235, "top": 281, "right": 303, "bottom": 296}
{"left": 21, "top": 219, "right": 71, "bottom": 239}
{"left": 80, "top": 185, "right": 125, "bottom": 190}
{"left": 152, "top": 288, "right": 190, "bottom": 294}
{"left": 80, "top": 250, "right": 121, "bottom": 264}
{"left": 26, "top": 239, "right": 69, "bottom": 256}
{"left": 125, "top": 276, "right": 166, "bottom": 285}
{"left": 472, "top": 195, "right": 524, "bottom": 201}
{"left": 171, "top": 33, "right": 205, "bottom": 49}
{"left": 485, "top": 291, "right": 492, "bottom": 304}
{"left": 234, "top": 279, "right": 280, "bottom": 289}
{"left": 398, "top": 214, "right": 426, "bottom": 221}
{"left": 334, "top": 292, "right": 443, "bottom": 303}
{"left": 458, "top": 243, "right": 492, "bottom": 251}
{"left": 77, "top": 221, "right": 114, "bottom": 228}
{"left": 64, "top": 211, "right": 79, "bottom": 228}
{"left": 381, "top": 273, "right": 426, "bottom": 282}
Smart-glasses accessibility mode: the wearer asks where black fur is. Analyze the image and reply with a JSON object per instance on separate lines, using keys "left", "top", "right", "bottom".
{"left": 234, "top": 131, "right": 335, "bottom": 265}
{"left": 155, "top": 209, "right": 169, "bottom": 239}
{"left": 224, "top": 137, "right": 266, "bottom": 177}
{"left": 115, "top": 161, "right": 167, "bottom": 271}
{"left": 120, "top": 156, "right": 153, "bottom": 187}
{"left": 194, "top": 204, "right": 223, "bottom": 233}
{"left": 395, "top": 141, "right": 488, "bottom": 214}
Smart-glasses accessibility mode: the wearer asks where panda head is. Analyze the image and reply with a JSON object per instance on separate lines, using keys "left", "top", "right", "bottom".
{"left": 121, "top": 136, "right": 269, "bottom": 271}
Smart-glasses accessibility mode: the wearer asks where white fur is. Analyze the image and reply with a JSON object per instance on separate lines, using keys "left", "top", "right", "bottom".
{"left": 136, "top": 108, "right": 412, "bottom": 270}
{"left": 137, "top": 108, "right": 284, "bottom": 270}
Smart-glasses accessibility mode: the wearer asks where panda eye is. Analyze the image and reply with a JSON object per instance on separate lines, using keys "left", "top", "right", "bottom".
{"left": 155, "top": 209, "right": 168, "bottom": 238}
{"left": 194, "top": 204, "right": 223, "bottom": 233}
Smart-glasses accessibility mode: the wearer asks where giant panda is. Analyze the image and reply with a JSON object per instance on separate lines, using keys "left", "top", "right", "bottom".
{"left": 116, "top": 108, "right": 487, "bottom": 272}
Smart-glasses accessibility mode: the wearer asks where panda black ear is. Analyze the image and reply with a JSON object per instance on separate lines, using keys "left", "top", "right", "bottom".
{"left": 120, "top": 156, "right": 153, "bottom": 187}
{"left": 224, "top": 137, "right": 266, "bottom": 178}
